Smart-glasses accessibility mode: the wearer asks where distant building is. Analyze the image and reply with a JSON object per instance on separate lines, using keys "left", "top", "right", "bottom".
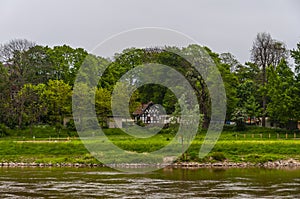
{"left": 107, "top": 102, "right": 173, "bottom": 128}
{"left": 257, "top": 117, "right": 300, "bottom": 130}
{"left": 132, "top": 101, "right": 171, "bottom": 125}
{"left": 107, "top": 116, "right": 134, "bottom": 128}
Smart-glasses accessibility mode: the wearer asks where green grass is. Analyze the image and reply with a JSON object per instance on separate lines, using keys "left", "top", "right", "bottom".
{"left": 4, "top": 124, "right": 78, "bottom": 139}
{"left": 0, "top": 125, "right": 300, "bottom": 164}
{"left": 0, "top": 139, "right": 93, "bottom": 164}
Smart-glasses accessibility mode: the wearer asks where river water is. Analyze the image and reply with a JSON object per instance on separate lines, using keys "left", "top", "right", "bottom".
{"left": 0, "top": 167, "right": 300, "bottom": 198}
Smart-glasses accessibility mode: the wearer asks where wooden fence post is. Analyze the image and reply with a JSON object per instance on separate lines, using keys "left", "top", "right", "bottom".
{"left": 277, "top": 133, "right": 279, "bottom": 139}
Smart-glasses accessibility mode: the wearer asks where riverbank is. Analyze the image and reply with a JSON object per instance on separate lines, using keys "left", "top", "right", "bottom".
{"left": 1, "top": 126, "right": 300, "bottom": 168}
{"left": 1, "top": 138, "right": 300, "bottom": 165}
{"left": 1, "top": 159, "right": 300, "bottom": 169}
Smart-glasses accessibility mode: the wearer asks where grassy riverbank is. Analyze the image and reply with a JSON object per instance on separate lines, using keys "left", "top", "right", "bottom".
{"left": 0, "top": 125, "right": 300, "bottom": 165}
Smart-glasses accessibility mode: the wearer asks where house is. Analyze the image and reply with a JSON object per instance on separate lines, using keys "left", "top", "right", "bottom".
{"left": 107, "top": 101, "right": 172, "bottom": 128}
{"left": 132, "top": 101, "right": 170, "bottom": 125}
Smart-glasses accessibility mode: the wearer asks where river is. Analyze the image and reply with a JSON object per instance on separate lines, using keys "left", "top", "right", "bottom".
{"left": 0, "top": 167, "right": 300, "bottom": 198}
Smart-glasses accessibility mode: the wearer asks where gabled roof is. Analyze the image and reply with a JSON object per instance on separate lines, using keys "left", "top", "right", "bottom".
{"left": 132, "top": 101, "right": 154, "bottom": 116}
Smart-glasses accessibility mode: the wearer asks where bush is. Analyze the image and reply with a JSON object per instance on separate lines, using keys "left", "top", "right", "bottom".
{"left": 244, "top": 154, "right": 282, "bottom": 163}
{"left": 211, "top": 152, "right": 226, "bottom": 161}
{"left": 66, "top": 119, "right": 76, "bottom": 131}
{"left": 222, "top": 124, "right": 235, "bottom": 131}
{"left": 136, "top": 119, "right": 145, "bottom": 127}
{"left": 231, "top": 108, "right": 247, "bottom": 131}
{"left": 188, "top": 151, "right": 200, "bottom": 162}
{"left": 0, "top": 124, "right": 9, "bottom": 137}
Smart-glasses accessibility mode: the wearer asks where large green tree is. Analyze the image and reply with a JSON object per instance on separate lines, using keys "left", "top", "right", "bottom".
{"left": 250, "top": 32, "right": 288, "bottom": 127}
{"left": 236, "top": 80, "right": 260, "bottom": 121}
{"left": 47, "top": 45, "right": 88, "bottom": 86}
{"left": 0, "top": 39, "right": 36, "bottom": 94}
{"left": 0, "top": 62, "right": 11, "bottom": 125}
{"left": 267, "top": 60, "right": 298, "bottom": 128}
{"left": 291, "top": 42, "right": 300, "bottom": 121}
{"left": 17, "top": 83, "right": 47, "bottom": 133}
{"left": 95, "top": 87, "right": 112, "bottom": 127}
{"left": 42, "top": 80, "right": 72, "bottom": 129}
{"left": 291, "top": 42, "right": 300, "bottom": 76}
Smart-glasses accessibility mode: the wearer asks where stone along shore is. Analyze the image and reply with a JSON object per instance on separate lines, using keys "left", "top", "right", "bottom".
{"left": 1, "top": 159, "right": 300, "bottom": 168}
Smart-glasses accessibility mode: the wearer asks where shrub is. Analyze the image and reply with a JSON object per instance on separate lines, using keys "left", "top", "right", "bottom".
{"left": 66, "top": 119, "right": 76, "bottom": 131}
{"left": 231, "top": 108, "right": 248, "bottom": 131}
{"left": 0, "top": 124, "right": 9, "bottom": 137}
{"left": 136, "top": 119, "right": 145, "bottom": 127}
{"left": 211, "top": 152, "right": 226, "bottom": 161}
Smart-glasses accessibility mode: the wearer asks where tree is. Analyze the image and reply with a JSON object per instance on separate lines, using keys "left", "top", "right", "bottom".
{"left": 0, "top": 39, "right": 36, "bottom": 94}
{"left": 0, "top": 39, "right": 35, "bottom": 62}
{"left": 72, "top": 82, "right": 96, "bottom": 130}
{"left": 231, "top": 108, "right": 248, "bottom": 131}
{"left": 0, "top": 40, "right": 52, "bottom": 128}
{"left": 99, "top": 47, "right": 180, "bottom": 115}
{"left": 220, "top": 52, "right": 240, "bottom": 72}
{"left": 0, "top": 62, "right": 10, "bottom": 125}
{"left": 267, "top": 60, "right": 298, "bottom": 128}
{"left": 190, "top": 46, "right": 238, "bottom": 122}
{"left": 179, "top": 45, "right": 212, "bottom": 128}
{"left": 99, "top": 48, "right": 146, "bottom": 91}
{"left": 217, "top": 59, "right": 238, "bottom": 121}
{"left": 291, "top": 42, "right": 300, "bottom": 75}
{"left": 24, "top": 45, "right": 54, "bottom": 84}
{"left": 47, "top": 45, "right": 88, "bottom": 86}
{"left": 77, "top": 54, "right": 110, "bottom": 87}
{"left": 236, "top": 80, "right": 260, "bottom": 121}
{"left": 172, "top": 94, "right": 202, "bottom": 160}
{"left": 110, "top": 82, "right": 141, "bottom": 118}
{"left": 17, "top": 83, "right": 47, "bottom": 134}
{"left": 235, "top": 62, "right": 260, "bottom": 83}
{"left": 251, "top": 32, "right": 288, "bottom": 127}
{"left": 95, "top": 87, "right": 112, "bottom": 127}
{"left": 291, "top": 42, "right": 300, "bottom": 121}
{"left": 162, "top": 89, "right": 177, "bottom": 114}
{"left": 42, "top": 80, "right": 72, "bottom": 131}
{"left": 244, "top": 95, "right": 261, "bottom": 124}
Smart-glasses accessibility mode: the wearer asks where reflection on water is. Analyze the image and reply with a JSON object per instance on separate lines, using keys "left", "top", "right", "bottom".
{"left": 0, "top": 167, "right": 300, "bottom": 198}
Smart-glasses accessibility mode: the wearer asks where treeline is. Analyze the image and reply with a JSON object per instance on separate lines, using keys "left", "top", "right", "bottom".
{"left": 0, "top": 32, "right": 300, "bottom": 132}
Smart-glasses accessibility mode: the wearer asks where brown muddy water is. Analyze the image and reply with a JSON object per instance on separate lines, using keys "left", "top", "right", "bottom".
{"left": 0, "top": 167, "right": 300, "bottom": 198}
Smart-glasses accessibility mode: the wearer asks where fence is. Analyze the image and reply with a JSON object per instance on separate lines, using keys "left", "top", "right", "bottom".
{"left": 234, "top": 132, "right": 299, "bottom": 140}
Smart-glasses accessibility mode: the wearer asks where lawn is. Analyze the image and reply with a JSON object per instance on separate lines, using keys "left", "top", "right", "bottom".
{"left": 0, "top": 125, "right": 299, "bottom": 164}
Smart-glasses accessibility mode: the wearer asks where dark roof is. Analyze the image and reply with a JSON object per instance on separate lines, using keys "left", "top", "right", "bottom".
{"left": 132, "top": 101, "right": 154, "bottom": 116}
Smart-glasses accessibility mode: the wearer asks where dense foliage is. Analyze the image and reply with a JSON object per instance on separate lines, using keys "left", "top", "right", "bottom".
{"left": 0, "top": 33, "right": 300, "bottom": 132}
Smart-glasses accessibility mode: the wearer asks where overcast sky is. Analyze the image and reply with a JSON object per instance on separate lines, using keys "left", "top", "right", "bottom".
{"left": 0, "top": 0, "right": 299, "bottom": 63}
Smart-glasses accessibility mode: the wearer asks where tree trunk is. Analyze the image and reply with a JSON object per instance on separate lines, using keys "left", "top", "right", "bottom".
{"left": 262, "top": 95, "right": 266, "bottom": 127}
{"left": 261, "top": 64, "right": 267, "bottom": 127}
{"left": 18, "top": 100, "right": 24, "bottom": 129}
{"left": 262, "top": 65, "right": 266, "bottom": 127}
{"left": 200, "top": 83, "right": 209, "bottom": 128}
{"left": 30, "top": 124, "right": 33, "bottom": 137}
{"left": 18, "top": 114, "right": 22, "bottom": 129}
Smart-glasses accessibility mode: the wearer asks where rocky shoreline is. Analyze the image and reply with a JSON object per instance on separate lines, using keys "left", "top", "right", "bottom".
{"left": 172, "top": 159, "right": 300, "bottom": 168}
{"left": 1, "top": 159, "right": 300, "bottom": 169}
